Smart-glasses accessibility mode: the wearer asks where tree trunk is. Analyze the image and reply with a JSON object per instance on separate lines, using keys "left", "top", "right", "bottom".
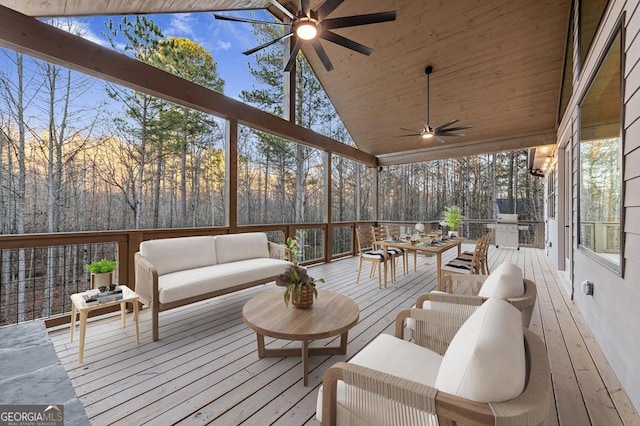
{"left": 153, "top": 140, "right": 163, "bottom": 228}
{"left": 180, "top": 139, "right": 188, "bottom": 227}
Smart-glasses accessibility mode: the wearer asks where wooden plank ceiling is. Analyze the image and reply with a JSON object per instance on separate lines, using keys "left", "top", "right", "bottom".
{"left": 0, "top": 0, "right": 570, "bottom": 165}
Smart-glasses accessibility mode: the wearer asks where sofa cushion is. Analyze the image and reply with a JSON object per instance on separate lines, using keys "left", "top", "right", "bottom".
{"left": 478, "top": 261, "right": 524, "bottom": 299}
{"left": 158, "top": 258, "right": 290, "bottom": 304}
{"left": 140, "top": 236, "right": 216, "bottom": 276}
{"left": 215, "top": 232, "right": 270, "bottom": 264}
{"left": 434, "top": 298, "right": 525, "bottom": 403}
{"left": 316, "top": 333, "right": 442, "bottom": 423}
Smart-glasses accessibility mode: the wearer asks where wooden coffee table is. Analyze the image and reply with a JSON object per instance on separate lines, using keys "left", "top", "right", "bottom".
{"left": 243, "top": 289, "right": 359, "bottom": 386}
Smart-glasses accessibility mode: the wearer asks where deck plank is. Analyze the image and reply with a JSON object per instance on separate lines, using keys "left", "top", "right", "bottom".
{"left": 46, "top": 246, "right": 639, "bottom": 426}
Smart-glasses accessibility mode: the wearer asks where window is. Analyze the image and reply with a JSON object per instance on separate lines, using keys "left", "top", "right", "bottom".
{"left": 578, "top": 24, "right": 622, "bottom": 272}
{"left": 547, "top": 169, "right": 556, "bottom": 219}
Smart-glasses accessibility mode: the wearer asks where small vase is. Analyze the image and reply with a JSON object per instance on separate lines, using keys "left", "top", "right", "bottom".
{"left": 291, "top": 285, "right": 314, "bottom": 309}
{"left": 91, "top": 272, "right": 113, "bottom": 290}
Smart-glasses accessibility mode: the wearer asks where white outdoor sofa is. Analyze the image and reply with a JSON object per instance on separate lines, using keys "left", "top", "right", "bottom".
{"left": 134, "top": 232, "right": 292, "bottom": 341}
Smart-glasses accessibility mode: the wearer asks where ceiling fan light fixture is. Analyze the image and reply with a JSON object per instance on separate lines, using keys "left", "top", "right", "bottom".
{"left": 421, "top": 132, "right": 433, "bottom": 139}
{"left": 295, "top": 19, "right": 318, "bottom": 40}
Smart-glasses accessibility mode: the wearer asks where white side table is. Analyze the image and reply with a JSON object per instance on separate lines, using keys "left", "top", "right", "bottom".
{"left": 70, "top": 285, "right": 140, "bottom": 363}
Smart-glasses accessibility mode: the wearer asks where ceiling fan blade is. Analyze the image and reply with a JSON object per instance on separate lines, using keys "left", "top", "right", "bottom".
{"left": 322, "top": 11, "right": 397, "bottom": 30}
{"left": 269, "top": 0, "right": 296, "bottom": 20}
{"left": 243, "top": 33, "right": 293, "bottom": 55}
{"left": 434, "top": 119, "right": 458, "bottom": 131}
{"left": 317, "top": 0, "right": 344, "bottom": 20}
{"left": 214, "top": 14, "right": 289, "bottom": 26}
{"left": 301, "top": 0, "right": 311, "bottom": 17}
{"left": 398, "top": 133, "right": 422, "bottom": 137}
{"left": 320, "top": 31, "right": 373, "bottom": 55}
{"left": 399, "top": 127, "right": 422, "bottom": 133}
{"left": 435, "top": 132, "right": 466, "bottom": 137}
{"left": 310, "top": 38, "right": 334, "bottom": 71}
{"left": 284, "top": 38, "right": 303, "bottom": 72}
{"left": 434, "top": 136, "right": 445, "bottom": 143}
{"left": 438, "top": 125, "right": 473, "bottom": 132}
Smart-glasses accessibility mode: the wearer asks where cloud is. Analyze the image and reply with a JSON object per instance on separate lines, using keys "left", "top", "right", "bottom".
{"left": 166, "top": 13, "right": 195, "bottom": 38}
{"left": 214, "top": 40, "right": 232, "bottom": 51}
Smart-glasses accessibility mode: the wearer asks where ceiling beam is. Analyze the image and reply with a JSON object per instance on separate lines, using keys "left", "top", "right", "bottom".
{"left": 0, "top": 4, "right": 377, "bottom": 166}
{"left": 0, "top": 0, "right": 272, "bottom": 17}
{"left": 377, "top": 131, "right": 558, "bottom": 166}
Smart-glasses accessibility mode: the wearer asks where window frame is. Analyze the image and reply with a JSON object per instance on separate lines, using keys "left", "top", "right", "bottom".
{"left": 577, "top": 16, "right": 625, "bottom": 276}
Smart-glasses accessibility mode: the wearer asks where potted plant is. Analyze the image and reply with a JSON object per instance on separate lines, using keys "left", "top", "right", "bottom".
{"left": 275, "top": 236, "right": 324, "bottom": 308}
{"left": 442, "top": 205, "right": 464, "bottom": 237}
{"left": 86, "top": 259, "right": 118, "bottom": 290}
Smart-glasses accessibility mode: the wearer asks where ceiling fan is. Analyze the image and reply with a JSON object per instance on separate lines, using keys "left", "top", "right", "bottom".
{"left": 214, "top": 0, "right": 396, "bottom": 72}
{"left": 399, "top": 66, "right": 472, "bottom": 143}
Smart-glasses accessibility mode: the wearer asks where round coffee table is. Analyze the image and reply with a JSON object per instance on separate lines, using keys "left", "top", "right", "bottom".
{"left": 243, "top": 289, "right": 359, "bottom": 386}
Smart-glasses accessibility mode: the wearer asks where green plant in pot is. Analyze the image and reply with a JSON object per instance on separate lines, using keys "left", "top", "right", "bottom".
{"left": 275, "top": 236, "right": 324, "bottom": 308}
{"left": 86, "top": 259, "right": 118, "bottom": 290}
{"left": 442, "top": 205, "right": 464, "bottom": 236}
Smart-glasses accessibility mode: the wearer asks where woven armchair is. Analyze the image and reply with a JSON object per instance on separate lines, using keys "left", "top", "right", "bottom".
{"left": 320, "top": 306, "right": 551, "bottom": 425}
{"left": 433, "top": 274, "right": 537, "bottom": 327}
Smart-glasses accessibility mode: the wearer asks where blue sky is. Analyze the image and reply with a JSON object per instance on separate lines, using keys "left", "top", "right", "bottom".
{"left": 72, "top": 9, "right": 273, "bottom": 99}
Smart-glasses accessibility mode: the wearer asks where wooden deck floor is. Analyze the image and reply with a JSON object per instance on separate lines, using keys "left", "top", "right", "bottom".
{"left": 48, "top": 246, "right": 640, "bottom": 425}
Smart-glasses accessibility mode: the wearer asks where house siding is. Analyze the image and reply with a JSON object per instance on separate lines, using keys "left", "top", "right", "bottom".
{"left": 555, "top": 0, "right": 640, "bottom": 412}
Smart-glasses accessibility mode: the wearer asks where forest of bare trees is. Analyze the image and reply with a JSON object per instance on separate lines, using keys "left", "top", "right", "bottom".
{"left": 0, "top": 16, "right": 544, "bottom": 325}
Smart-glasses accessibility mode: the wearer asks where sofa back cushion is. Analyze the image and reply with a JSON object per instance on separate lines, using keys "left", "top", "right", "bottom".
{"left": 140, "top": 236, "right": 216, "bottom": 275}
{"left": 215, "top": 232, "right": 270, "bottom": 264}
{"left": 434, "top": 298, "right": 526, "bottom": 403}
{"left": 478, "top": 261, "right": 524, "bottom": 298}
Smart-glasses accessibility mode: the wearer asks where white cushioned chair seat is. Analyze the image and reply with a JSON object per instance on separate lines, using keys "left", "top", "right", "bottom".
{"left": 158, "top": 258, "right": 290, "bottom": 304}
{"left": 361, "top": 250, "right": 386, "bottom": 260}
{"left": 316, "top": 333, "right": 442, "bottom": 423}
{"left": 215, "top": 232, "right": 270, "bottom": 264}
{"left": 140, "top": 236, "right": 216, "bottom": 276}
{"left": 478, "top": 261, "right": 524, "bottom": 298}
{"left": 434, "top": 298, "right": 525, "bottom": 403}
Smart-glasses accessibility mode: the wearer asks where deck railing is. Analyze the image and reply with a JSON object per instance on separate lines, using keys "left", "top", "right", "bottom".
{"left": 0, "top": 219, "right": 541, "bottom": 327}
{"left": 0, "top": 222, "right": 375, "bottom": 327}
{"left": 378, "top": 219, "right": 544, "bottom": 248}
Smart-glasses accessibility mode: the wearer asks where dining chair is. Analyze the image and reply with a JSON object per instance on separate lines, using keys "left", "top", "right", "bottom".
{"left": 385, "top": 223, "right": 418, "bottom": 271}
{"left": 355, "top": 226, "right": 394, "bottom": 288}
{"left": 441, "top": 237, "right": 483, "bottom": 292}
{"left": 456, "top": 232, "right": 491, "bottom": 274}
{"left": 372, "top": 225, "right": 407, "bottom": 278}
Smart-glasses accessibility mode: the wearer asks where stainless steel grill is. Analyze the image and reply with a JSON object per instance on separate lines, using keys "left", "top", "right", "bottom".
{"left": 487, "top": 213, "right": 526, "bottom": 249}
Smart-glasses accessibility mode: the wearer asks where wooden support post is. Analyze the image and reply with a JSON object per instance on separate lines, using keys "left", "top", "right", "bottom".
{"left": 227, "top": 118, "right": 238, "bottom": 234}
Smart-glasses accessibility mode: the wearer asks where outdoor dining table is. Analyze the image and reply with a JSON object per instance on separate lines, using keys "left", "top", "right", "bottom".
{"left": 380, "top": 237, "right": 464, "bottom": 291}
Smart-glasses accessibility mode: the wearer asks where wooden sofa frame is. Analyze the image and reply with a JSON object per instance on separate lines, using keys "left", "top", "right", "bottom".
{"left": 135, "top": 241, "right": 288, "bottom": 341}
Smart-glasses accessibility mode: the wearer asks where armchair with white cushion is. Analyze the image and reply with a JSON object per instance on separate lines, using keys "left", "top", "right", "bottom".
{"left": 412, "top": 261, "right": 537, "bottom": 328}
{"left": 317, "top": 298, "right": 551, "bottom": 425}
